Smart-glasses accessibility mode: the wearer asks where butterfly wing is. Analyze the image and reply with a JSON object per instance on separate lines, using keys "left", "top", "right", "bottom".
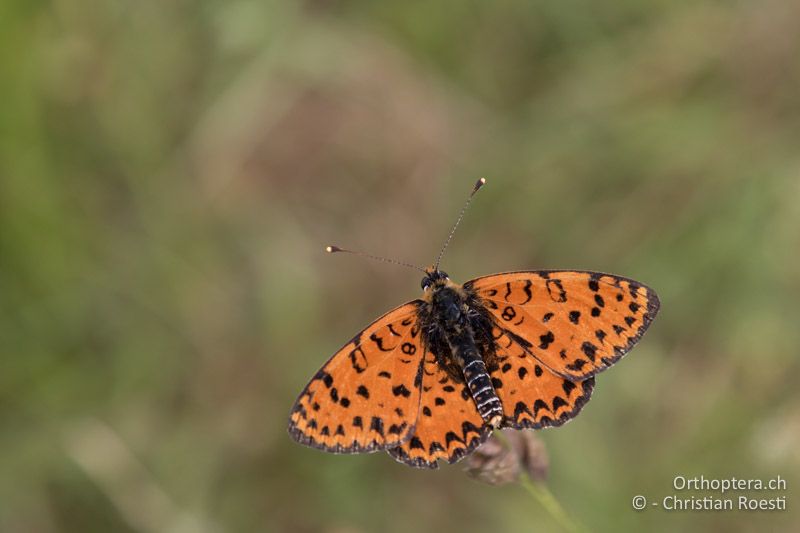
{"left": 388, "top": 349, "right": 492, "bottom": 469}
{"left": 488, "top": 326, "right": 595, "bottom": 428}
{"left": 288, "top": 301, "right": 426, "bottom": 453}
{"left": 465, "top": 270, "right": 659, "bottom": 380}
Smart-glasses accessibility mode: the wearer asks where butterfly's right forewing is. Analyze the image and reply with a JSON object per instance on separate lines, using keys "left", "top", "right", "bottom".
{"left": 466, "top": 271, "right": 659, "bottom": 380}
{"left": 288, "top": 301, "right": 425, "bottom": 453}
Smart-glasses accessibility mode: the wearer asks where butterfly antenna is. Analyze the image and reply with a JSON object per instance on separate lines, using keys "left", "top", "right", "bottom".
{"left": 326, "top": 245, "right": 427, "bottom": 274}
{"left": 434, "top": 177, "right": 486, "bottom": 271}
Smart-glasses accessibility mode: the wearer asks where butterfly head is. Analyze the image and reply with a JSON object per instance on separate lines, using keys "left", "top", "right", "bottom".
{"left": 421, "top": 268, "right": 450, "bottom": 292}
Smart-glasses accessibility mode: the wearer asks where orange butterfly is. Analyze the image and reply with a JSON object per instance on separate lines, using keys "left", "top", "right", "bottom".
{"left": 288, "top": 179, "right": 659, "bottom": 468}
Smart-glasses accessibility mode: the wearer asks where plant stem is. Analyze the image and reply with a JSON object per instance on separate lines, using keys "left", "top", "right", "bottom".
{"left": 518, "top": 473, "right": 587, "bottom": 533}
{"left": 493, "top": 431, "right": 586, "bottom": 533}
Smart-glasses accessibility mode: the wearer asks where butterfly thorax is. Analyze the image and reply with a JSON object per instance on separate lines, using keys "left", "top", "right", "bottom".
{"left": 418, "top": 274, "right": 504, "bottom": 427}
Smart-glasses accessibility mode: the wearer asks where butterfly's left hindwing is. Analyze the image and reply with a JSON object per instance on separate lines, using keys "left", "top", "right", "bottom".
{"left": 388, "top": 350, "right": 492, "bottom": 469}
{"left": 288, "top": 301, "right": 425, "bottom": 453}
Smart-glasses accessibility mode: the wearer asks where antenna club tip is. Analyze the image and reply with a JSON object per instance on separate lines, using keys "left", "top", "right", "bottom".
{"left": 326, "top": 245, "right": 340, "bottom": 253}
{"left": 473, "top": 177, "right": 487, "bottom": 193}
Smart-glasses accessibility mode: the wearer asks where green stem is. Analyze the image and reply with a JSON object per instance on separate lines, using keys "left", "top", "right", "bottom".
{"left": 493, "top": 432, "right": 586, "bottom": 533}
{"left": 518, "top": 473, "right": 586, "bottom": 533}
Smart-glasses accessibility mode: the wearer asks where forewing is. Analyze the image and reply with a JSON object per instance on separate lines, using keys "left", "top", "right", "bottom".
{"left": 388, "top": 350, "right": 492, "bottom": 469}
{"left": 465, "top": 270, "right": 659, "bottom": 380}
{"left": 489, "top": 327, "right": 594, "bottom": 429}
{"left": 288, "top": 301, "right": 425, "bottom": 453}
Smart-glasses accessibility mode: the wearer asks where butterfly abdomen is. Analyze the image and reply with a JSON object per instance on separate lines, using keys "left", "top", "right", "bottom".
{"left": 448, "top": 329, "right": 503, "bottom": 427}
{"left": 424, "top": 283, "right": 503, "bottom": 427}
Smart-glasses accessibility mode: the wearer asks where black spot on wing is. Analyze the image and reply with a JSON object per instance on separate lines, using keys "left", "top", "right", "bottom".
{"left": 445, "top": 431, "right": 461, "bottom": 447}
{"left": 532, "top": 399, "right": 549, "bottom": 416}
{"left": 370, "top": 417, "right": 384, "bottom": 436}
{"left": 552, "top": 396, "right": 568, "bottom": 411}
{"left": 522, "top": 279, "right": 533, "bottom": 304}
{"left": 349, "top": 346, "right": 367, "bottom": 373}
{"left": 388, "top": 422, "right": 407, "bottom": 435}
{"left": 392, "top": 384, "right": 411, "bottom": 398}
{"left": 317, "top": 371, "right": 333, "bottom": 388}
{"left": 370, "top": 333, "right": 393, "bottom": 352}
{"left": 538, "top": 331, "right": 555, "bottom": 349}
{"left": 594, "top": 294, "right": 605, "bottom": 308}
{"left": 546, "top": 279, "right": 567, "bottom": 302}
{"left": 566, "top": 358, "right": 587, "bottom": 372}
{"left": 581, "top": 342, "right": 597, "bottom": 362}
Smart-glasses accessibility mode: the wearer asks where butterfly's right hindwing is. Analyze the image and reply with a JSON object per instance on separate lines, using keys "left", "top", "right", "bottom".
{"left": 288, "top": 301, "right": 425, "bottom": 453}
{"left": 488, "top": 327, "right": 595, "bottom": 429}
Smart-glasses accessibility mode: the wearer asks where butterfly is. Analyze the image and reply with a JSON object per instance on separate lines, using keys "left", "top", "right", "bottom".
{"left": 288, "top": 179, "right": 659, "bottom": 468}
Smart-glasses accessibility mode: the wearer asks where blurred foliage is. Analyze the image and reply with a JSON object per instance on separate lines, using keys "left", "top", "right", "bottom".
{"left": 1, "top": 0, "right": 799, "bottom": 531}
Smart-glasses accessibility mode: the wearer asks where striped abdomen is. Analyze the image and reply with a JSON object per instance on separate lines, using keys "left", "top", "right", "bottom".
{"left": 447, "top": 328, "right": 503, "bottom": 427}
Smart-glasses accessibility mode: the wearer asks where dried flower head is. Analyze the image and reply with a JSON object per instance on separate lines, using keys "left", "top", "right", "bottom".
{"left": 464, "top": 430, "right": 549, "bottom": 485}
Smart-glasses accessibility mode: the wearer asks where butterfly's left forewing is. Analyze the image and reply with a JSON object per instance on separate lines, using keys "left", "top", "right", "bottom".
{"left": 288, "top": 301, "right": 425, "bottom": 453}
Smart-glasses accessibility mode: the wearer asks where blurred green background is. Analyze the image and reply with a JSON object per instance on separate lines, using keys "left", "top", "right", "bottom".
{"left": 1, "top": 0, "right": 799, "bottom": 531}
